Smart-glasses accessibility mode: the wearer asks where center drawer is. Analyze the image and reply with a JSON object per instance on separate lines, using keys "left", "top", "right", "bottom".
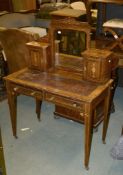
{"left": 45, "top": 92, "right": 84, "bottom": 111}
{"left": 11, "top": 84, "right": 42, "bottom": 99}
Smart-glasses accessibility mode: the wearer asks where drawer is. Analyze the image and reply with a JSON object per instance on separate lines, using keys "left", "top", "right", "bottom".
{"left": 45, "top": 92, "right": 84, "bottom": 111}
{"left": 11, "top": 84, "right": 42, "bottom": 99}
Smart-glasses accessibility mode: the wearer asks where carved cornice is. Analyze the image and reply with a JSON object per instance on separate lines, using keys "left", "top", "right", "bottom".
{"left": 50, "top": 18, "right": 91, "bottom": 32}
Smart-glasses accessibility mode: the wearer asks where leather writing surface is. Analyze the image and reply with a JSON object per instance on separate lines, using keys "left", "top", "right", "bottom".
{"left": 15, "top": 69, "right": 97, "bottom": 98}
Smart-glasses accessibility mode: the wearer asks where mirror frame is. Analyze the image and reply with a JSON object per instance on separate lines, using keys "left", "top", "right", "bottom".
{"left": 49, "top": 18, "right": 91, "bottom": 67}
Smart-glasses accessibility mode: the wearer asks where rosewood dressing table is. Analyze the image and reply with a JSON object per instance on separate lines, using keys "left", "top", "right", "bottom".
{"left": 4, "top": 18, "right": 113, "bottom": 170}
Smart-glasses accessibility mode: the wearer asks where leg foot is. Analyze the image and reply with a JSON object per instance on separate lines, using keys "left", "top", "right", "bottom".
{"left": 85, "top": 166, "right": 89, "bottom": 170}
{"left": 54, "top": 115, "right": 60, "bottom": 119}
{"left": 93, "top": 127, "right": 98, "bottom": 133}
{"left": 110, "top": 102, "right": 115, "bottom": 113}
{"left": 14, "top": 135, "right": 18, "bottom": 139}
{"left": 36, "top": 100, "right": 42, "bottom": 121}
{"left": 38, "top": 118, "right": 41, "bottom": 122}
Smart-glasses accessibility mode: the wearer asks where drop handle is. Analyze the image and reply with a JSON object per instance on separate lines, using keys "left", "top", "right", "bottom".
{"left": 49, "top": 96, "right": 55, "bottom": 101}
{"left": 13, "top": 87, "right": 19, "bottom": 91}
{"left": 31, "top": 92, "right": 36, "bottom": 96}
{"left": 80, "top": 113, "right": 84, "bottom": 117}
{"left": 84, "top": 66, "right": 86, "bottom": 71}
{"left": 73, "top": 103, "right": 77, "bottom": 107}
{"left": 110, "top": 86, "right": 114, "bottom": 90}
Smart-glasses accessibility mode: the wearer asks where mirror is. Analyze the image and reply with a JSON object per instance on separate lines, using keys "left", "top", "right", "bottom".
{"left": 55, "top": 29, "right": 86, "bottom": 56}
{"left": 49, "top": 18, "right": 91, "bottom": 71}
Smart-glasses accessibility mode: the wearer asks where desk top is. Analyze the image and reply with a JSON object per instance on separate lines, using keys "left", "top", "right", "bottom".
{"left": 50, "top": 8, "right": 86, "bottom": 18}
{"left": 5, "top": 68, "right": 112, "bottom": 102}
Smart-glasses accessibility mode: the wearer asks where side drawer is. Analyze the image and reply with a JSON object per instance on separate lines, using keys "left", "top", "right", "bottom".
{"left": 11, "top": 84, "right": 43, "bottom": 99}
{"left": 45, "top": 92, "right": 84, "bottom": 111}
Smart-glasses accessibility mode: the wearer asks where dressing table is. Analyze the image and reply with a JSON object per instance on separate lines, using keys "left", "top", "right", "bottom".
{"left": 4, "top": 18, "right": 113, "bottom": 170}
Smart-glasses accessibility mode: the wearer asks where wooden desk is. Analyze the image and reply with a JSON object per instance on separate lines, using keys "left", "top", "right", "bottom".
{"left": 5, "top": 67, "right": 112, "bottom": 169}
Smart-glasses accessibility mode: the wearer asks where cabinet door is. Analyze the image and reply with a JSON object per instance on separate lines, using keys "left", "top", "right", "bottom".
{"left": 86, "top": 59, "right": 101, "bottom": 80}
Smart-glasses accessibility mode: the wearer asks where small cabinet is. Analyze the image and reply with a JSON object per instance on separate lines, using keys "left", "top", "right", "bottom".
{"left": 82, "top": 48, "right": 112, "bottom": 83}
{"left": 26, "top": 41, "right": 52, "bottom": 72}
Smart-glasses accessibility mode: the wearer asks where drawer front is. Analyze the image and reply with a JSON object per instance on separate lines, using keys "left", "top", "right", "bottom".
{"left": 45, "top": 92, "right": 84, "bottom": 111}
{"left": 11, "top": 84, "right": 42, "bottom": 99}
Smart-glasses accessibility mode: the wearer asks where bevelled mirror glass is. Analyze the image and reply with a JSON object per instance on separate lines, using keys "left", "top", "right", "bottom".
{"left": 55, "top": 29, "right": 86, "bottom": 56}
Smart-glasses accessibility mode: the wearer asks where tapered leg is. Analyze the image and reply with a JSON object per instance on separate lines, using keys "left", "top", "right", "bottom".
{"left": 84, "top": 104, "right": 93, "bottom": 170}
{"left": 36, "top": 99, "right": 42, "bottom": 121}
{"left": 102, "top": 86, "right": 111, "bottom": 143}
{"left": 6, "top": 81, "right": 17, "bottom": 138}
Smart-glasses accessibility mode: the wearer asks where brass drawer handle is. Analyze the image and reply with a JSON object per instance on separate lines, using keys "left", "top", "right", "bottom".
{"left": 73, "top": 103, "right": 77, "bottom": 107}
{"left": 84, "top": 66, "right": 86, "bottom": 71}
{"left": 30, "top": 92, "right": 36, "bottom": 96}
{"left": 13, "top": 87, "right": 19, "bottom": 91}
{"left": 111, "top": 86, "right": 114, "bottom": 90}
{"left": 80, "top": 113, "right": 84, "bottom": 117}
{"left": 49, "top": 96, "right": 55, "bottom": 101}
